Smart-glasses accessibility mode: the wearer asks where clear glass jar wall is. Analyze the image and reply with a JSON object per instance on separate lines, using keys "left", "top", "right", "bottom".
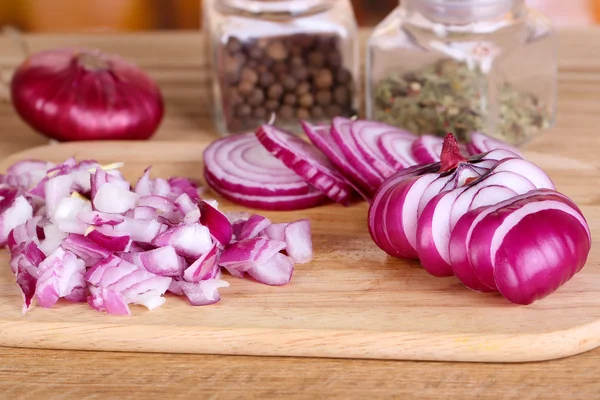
{"left": 366, "top": 0, "right": 557, "bottom": 145}
{"left": 204, "top": 0, "right": 359, "bottom": 135}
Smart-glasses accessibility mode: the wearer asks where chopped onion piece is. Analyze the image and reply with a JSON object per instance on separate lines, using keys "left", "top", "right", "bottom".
{"left": 0, "top": 195, "right": 33, "bottom": 246}
{"left": 120, "top": 246, "right": 186, "bottom": 277}
{"left": 151, "top": 223, "right": 213, "bottom": 259}
{"left": 248, "top": 253, "right": 294, "bottom": 286}
{"left": 62, "top": 234, "right": 112, "bottom": 266}
{"left": 36, "top": 247, "right": 86, "bottom": 308}
{"left": 236, "top": 214, "right": 272, "bottom": 241}
{"left": 77, "top": 211, "right": 124, "bottom": 226}
{"left": 219, "top": 237, "right": 286, "bottom": 277}
{"left": 174, "top": 279, "right": 229, "bottom": 306}
{"left": 183, "top": 243, "right": 220, "bottom": 282}
{"left": 85, "top": 255, "right": 171, "bottom": 315}
{"left": 199, "top": 200, "right": 233, "bottom": 246}
{"left": 284, "top": 219, "right": 313, "bottom": 264}
{"left": 262, "top": 223, "right": 288, "bottom": 241}
{"left": 93, "top": 182, "right": 139, "bottom": 214}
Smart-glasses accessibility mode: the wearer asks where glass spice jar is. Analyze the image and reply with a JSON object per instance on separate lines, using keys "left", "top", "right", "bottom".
{"left": 366, "top": 0, "right": 557, "bottom": 146}
{"left": 204, "top": 0, "right": 359, "bottom": 135}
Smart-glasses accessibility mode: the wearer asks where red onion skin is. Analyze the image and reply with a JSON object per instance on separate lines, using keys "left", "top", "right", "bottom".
{"left": 11, "top": 48, "right": 164, "bottom": 141}
{"left": 494, "top": 209, "right": 590, "bottom": 305}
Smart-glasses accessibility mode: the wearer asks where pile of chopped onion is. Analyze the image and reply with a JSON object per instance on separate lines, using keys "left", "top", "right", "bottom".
{"left": 203, "top": 118, "right": 520, "bottom": 209}
{"left": 368, "top": 134, "right": 591, "bottom": 305}
{"left": 0, "top": 158, "right": 312, "bottom": 315}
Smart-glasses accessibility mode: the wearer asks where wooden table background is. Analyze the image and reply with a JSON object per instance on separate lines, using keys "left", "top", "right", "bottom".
{"left": 0, "top": 29, "right": 599, "bottom": 399}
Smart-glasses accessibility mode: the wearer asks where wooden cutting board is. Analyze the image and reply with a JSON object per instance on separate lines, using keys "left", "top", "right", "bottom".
{"left": 0, "top": 140, "right": 599, "bottom": 363}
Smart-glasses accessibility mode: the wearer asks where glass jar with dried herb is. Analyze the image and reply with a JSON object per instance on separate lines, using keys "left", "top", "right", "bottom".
{"left": 204, "top": 0, "right": 359, "bottom": 135}
{"left": 366, "top": 0, "right": 556, "bottom": 145}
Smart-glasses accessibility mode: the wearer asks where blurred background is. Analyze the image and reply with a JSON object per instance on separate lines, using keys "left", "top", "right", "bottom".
{"left": 0, "top": 0, "right": 597, "bottom": 32}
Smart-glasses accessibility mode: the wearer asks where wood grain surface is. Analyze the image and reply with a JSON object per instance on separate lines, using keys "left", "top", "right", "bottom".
{"left": 1, "top": 141, "right": 600, "bottom": 364}
{"left": 0, "top": 29, "right": 600, "bottom": 398}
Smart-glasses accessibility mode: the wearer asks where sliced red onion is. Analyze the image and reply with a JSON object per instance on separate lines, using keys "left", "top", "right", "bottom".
{"left": 448, "top": 208, "right": 495, "bottom": 292}
{"left": 0, "top": 195, "right": 33, "bottom": 246}
{"left": 183, "top": 243, "right": 220, "bottom": 282}
{"left": 490, "top": 198, "right": 590, "bottom": 304}
{"left": 411, "top": 135, "right": 445, "bottom": 164}
{"left": 86, "top": 255, "right": 172, "bottom": 315}
{"left": 93, "top": 182, "right": 139, "bottom": 214}
{"left": 236, "top": 214, "right": 272, "bottom": 241}
{"left": 62, "top": 234, "right": 112, "bottom": 266}
{"left": 439, "top": 163, "right": 485, "bottom": 193}
{"left": 468, "top": 185, "right": 518, "bottom": 211}
{"left": 36, "top": 247, "right": 86, "bottom": 308}
{"left": 463, "top": 192, "right": 590, "bottom": 303}
{"left": 378, "top": 132, "right": 418, "bottom": 170}
{"left": 453, "top": 191, "right": 569, "bottom": 291}
{"left": 77, "top": 211, "right": 124, "bottom": 226}
{"left": 481, "top": 149, "right": 522, "bottom": 161}
{"left": 247, "top": 253, "right": 294, "bottom": 286}
{"left": 205, "top": 172, "right": 328, "bottom": 211}
{"left": 412, "top": 135, "right": 469, "bottom": 164}
{"left": 284, "top": 219, "right": 312, "bottom": 264}
{"left": 368, "top": 165, "right": 439, "bottom": 259}
{"left": 448, "top": 171, "right": 537, "bottom": 230}
{"left": 257, "top": 124, "right": 354, "bottom": 205}
{"left": 219, "top": 237, "right": 286, "bottom": 277}
{"left": 331, "top": 117, "right": 384, "bottom": 189}
{"left": 416, "top": 190, "right": 464, "bottom": 277}
{"left": 350, "top": 120, "right": 409, "bottom": 177}
{"left": 490, "top": 158, "right": 555, "bottom": 190}
{"left": 416, "top": 173, "right": 457, "bottom": 218}
{"left": 302, "top": 121, "right": 375, "bottom": 197}
{"left": 467, "top": 132, "right": 523, "bottom": 157}
{"left": 204, "top": 133, "right": 312, "bottom": 197}
{"left": 262, "top": 223, "right": 288, "bottom": 241}
{"left": 120, "top": 245, "right": 186, "bottom": 277}
{"left": 151, "top": 223, "right": 213, "bottom": 260}
{"left": 175, "top": 279, "right": 230, "bottom": 306}
{"left": 199, "top": 200, "right": 233, "bottom": 246}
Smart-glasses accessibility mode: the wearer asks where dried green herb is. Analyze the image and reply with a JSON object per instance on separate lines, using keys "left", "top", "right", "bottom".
{"left": 373, "top": 59, "right": 551, "bottom": 144}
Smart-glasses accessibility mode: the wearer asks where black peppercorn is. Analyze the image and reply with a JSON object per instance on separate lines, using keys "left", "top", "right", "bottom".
{"left": 316, "top": 90, "right": 333, "bottom": 106}
{"left": 281, "top": 75, "right": 297, "bottom": 92}
{"left": 283, "top": 93, "right": 297, "bottom": 106}
{"left": 268, "top": 84, "right": 284, "bottom": 99}
{"left": 279, "top": 105, "right": 295, "bottom": 120}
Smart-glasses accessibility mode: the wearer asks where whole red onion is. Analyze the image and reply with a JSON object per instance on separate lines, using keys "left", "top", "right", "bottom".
{"left": 10, "top": 48, "right": 164, "bottom": 141}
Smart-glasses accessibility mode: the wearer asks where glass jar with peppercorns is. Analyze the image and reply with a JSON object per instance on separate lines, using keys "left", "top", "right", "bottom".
{"left": 366, "top": 0, "right": 557, "bottom": 146}
{"left": 204, "top": 0, "right": 359, "bottom": 135}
